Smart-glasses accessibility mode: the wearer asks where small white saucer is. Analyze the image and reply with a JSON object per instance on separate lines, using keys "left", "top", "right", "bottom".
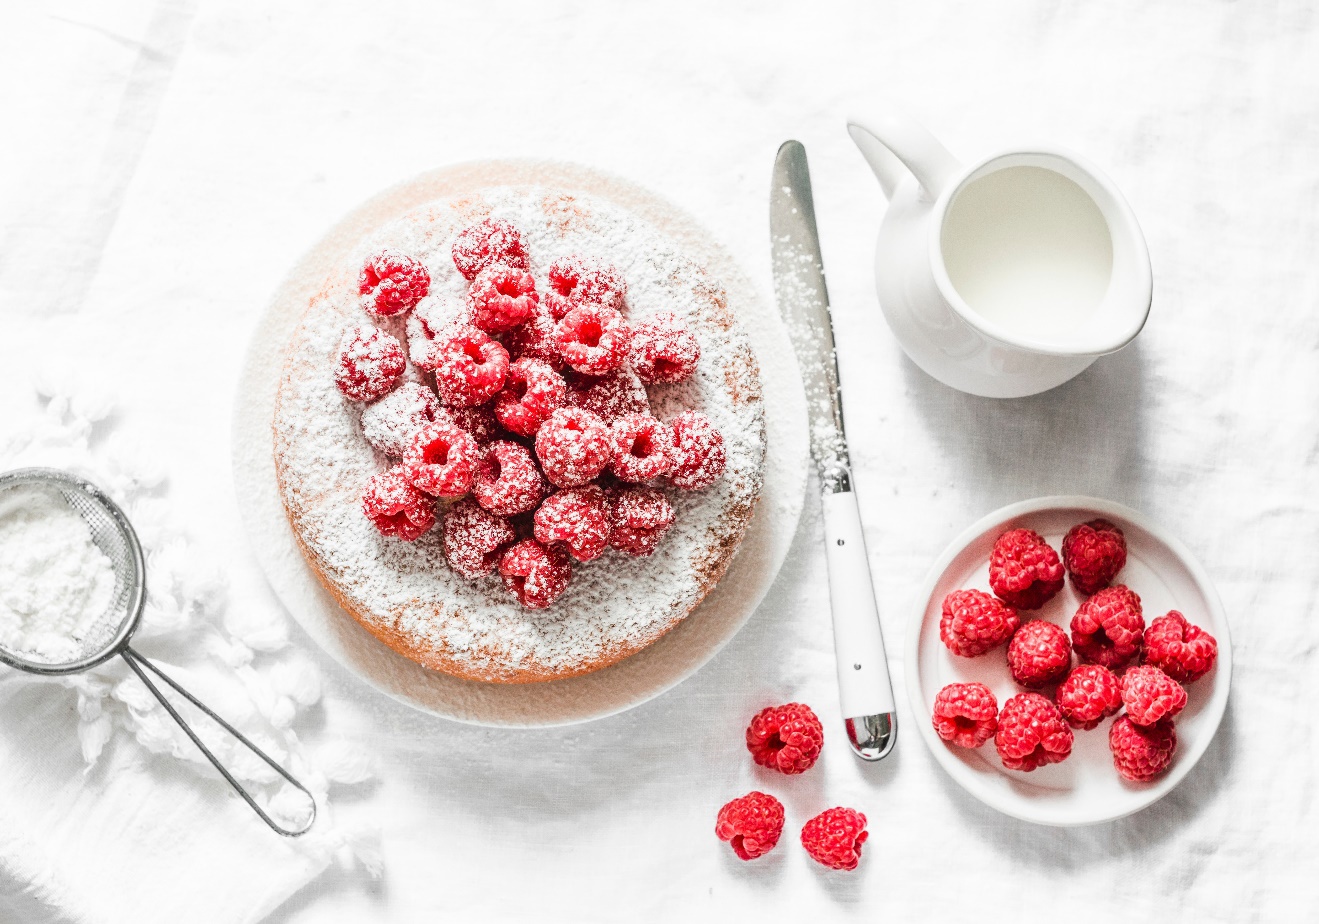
{"left": 905, "top": 496, "right": 1231, "bottom": 826}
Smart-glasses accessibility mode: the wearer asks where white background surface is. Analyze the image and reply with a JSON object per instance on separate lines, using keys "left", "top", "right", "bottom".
{"left": 1, "top": 1, "right": 1316, "bottom": 921}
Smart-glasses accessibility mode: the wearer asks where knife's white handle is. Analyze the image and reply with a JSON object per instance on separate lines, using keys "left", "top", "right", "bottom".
{"left": 821, "top": 488, "right": 896, "bottom": 718}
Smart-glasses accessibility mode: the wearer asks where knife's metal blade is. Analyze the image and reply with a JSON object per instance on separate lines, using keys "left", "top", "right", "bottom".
{"left": 770, "top": 140, "right": 850, "bottom": 486}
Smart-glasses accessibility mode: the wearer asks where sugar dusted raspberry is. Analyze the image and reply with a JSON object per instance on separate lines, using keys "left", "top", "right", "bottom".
{"left": 403, "top": 422, "right": 480, "bottom": 498}
{"left": 994, "top": 692, "right": 1074, "bottom": 771}
{"left": 1110, "top": 716, "right": 1177, "bottom": 782}
{"left": 446, "top": 404, "right": 500, "bottom": 444}
{"left": 1119, "top": 665, "right": 1187, "bottom": 727}
{"left": 554, "top": 305, "right": 631, "bottom": 375}
{"left": 451, "top": 218, "right": 527, "bottom": 281}
{"left": 565, "top": 368, "right": 650, "bottom": 424}
{"left": 505, "top": 306, "right": 563, "bottom": 368}
{"left": 1007, "top": 620, "right": 1072, "bottom": 688}
{"left": 939, "top": 589, "right": 1020, "bottom": 657}
{"left": 361, "top": 467, "right": 435, "bottom": 541}
{"left": 473, "top": 440, "right": 548, "bottom": 516}
{"left": 1061, "top": 518, "right": 1127, "bottom": 595}
{"left": 441, "top": 498, "right": 517, "bottom": 579}
{"left": 800, "top": 808, "right": 867, "bottom": 871}
{"left": 1071, "top": 584, "right": 1145, "bottom": 669}
{"left": 534, "top": 407, "right": 612, "bottom": 488}
{"left": 359, "top": 249, "right": 429, "bottom": 317}
{"left": 433, "top": 327, "right": 509, "bottom": 407}
{"left": 609, "top": 413, "right": 674, "bottom": 482}
{"left": 360, "top": 382, "right": 443, "bottom": 458}
{"left": 468, "top": 263, "right": 539, "bottom": 333}
{"left": 544, "top": 255, "right": 627, "bottom": 320}
{"left": 989, "top": 528, "right": 1065, "bottom": 610}
{"left": 606, "top": 486, "right": 675, "bottom": 556}
{"left": 746, "top": 702, "right": 824, "bottom": 774}
{"left": 931, "top": 682, "right": 998, "bottom": 748}
{"left": 629, "top": 312, "right": 701, "bottom": 384}
{"left": 335, "top": 325, "right": 405, "bottom": 402}
{"left": 494, "top": 358, "right": 566, "bottom": 437}
{"left": 715, "top": 792, "right": 784, "bottom": 861}
{"left": 533, "top": 486, "right": 611, "bottom": 562}
{"left": 406, "top": 296, "right": 472, "bottom": 371}
{"left": 1055, "top": 664, "right": 1123, "bottom": 730}
{"left": 666, "top": 411, "right": 726, "bottom": 490}
{"left": 499, "top": 539, "right": 572, "bottom": 609}
{"left": 1143, "top": 610, "right": 1218, "bottom": 684}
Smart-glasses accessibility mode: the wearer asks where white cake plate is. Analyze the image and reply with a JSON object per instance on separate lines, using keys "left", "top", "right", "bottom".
{"left": 231, "top": 160, "right": 809, "bottom": 727}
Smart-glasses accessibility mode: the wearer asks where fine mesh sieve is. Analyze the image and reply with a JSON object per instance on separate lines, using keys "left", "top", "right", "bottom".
{"left": 0, "top": 467, "right": 315, "bottom": 837}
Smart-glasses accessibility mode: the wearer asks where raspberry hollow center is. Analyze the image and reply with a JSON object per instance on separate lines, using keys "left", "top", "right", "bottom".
{"left": 630, "top": 434, "right": 655, "bottom": 458}
{"left": 423, "top": 442, "right": 452, "bottom": 465}
{"left": 578, "top": 320, "right": 603, "bottom": 347}
{"left": 463, "top": 342, "right": 485, "bottom": 363}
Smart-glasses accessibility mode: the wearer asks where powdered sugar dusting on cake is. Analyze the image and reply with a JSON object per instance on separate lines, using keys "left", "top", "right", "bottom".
{"left": 273, "top": 186, "right": 765, "bottom": 682}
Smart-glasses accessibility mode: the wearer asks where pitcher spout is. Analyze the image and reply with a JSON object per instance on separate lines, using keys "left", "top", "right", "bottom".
{"left": 847, "top": 106, "right": 960, "bottom": 203}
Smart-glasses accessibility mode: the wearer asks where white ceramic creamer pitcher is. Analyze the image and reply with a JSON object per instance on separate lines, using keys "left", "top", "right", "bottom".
{"left": 847, "top": 107, "right": 1152, "bottom": 398}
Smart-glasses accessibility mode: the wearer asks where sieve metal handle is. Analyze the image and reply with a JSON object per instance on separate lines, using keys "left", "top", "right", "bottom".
{"left": 120, "top": 647, "right": 317, "bottom": 837}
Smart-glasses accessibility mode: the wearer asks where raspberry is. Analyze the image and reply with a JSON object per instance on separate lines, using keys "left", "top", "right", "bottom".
{"left": 360, "top": 382, "right": 443, "bottom": 458}
{"left": 1119, "top": 665, "right": 1187, "bottom": 727}
{"left": 565, "top": 368, "right": 650, "bottom": 424}
{"left": 554, "top": 305, "right": 631, "bottom": 375}
{"left": 1006, "top": 620, "right": 1072, "bottom": 688}
{"left": 1055, "top": 664, "right": 1123, "bottom": 730}
{"left": 939, "top": 589, "right": 1020, "bottom": 657}
{"left": 505, "top": 305, "right": 563, "bottom": 368}
{"left": 1071, "top": 584, "right": 1145, "bottom": 669}
{"left": 451, "top": 218, "right": 528, "bottom": 281}
{"left": 931, "top": 682, "right": 998, "bottom": 748}
{"left": 359, "top": 249, "right": 429, "bottom": 317}
{"left": 800, "top": 808, "right": 867, "bottom": 871}
{"left": 1109, "top": 716, "right": 1177, "bottom": 782}
{"left": 473, "top": 440, "right": 548, "bottom": 516}
{"left": 406, "top": 296, "right": 472, "bottom": 371}
{"left": 1061, "top": 518, "right": 1127, "bottom": 595}
{"left": 361, "top": 467, "right": 435, "bottom": 541}
{"left": 335, "top": 326, "right": 405, "bottom": 402}
{"left": 1143, "top": 610, "right": 1218, "bottom": 684}
{"left": 441, "top": 498, "right": 517, "bottom": 579}
{"left": 745, "top": 702, "right": 824, "bottom": 774}
{"left": 544, "top": 255, "right": 627, "bottom": 320}
{"left": 606, "top": 486, "right": 675, "bottom": 556}
{"left": 403, "top": 422, "right": 481, "bottom": 498}
{"left": 499, "top": 539, "right": 572, "bottom": 609}
{"left": 715, "top": 792, "right": 785, "bottom": 861}
{"left": 989, "top": 528, "right": 1065, "bottom": 610}
{"left": 629, "top": 312, "right": 701, "bottom": 384}
{"left": 534, "top": 407, "right": 612, "bottom": 488}
{"left": 493, "top": 358, "right": 566, "bottom": 437}
{"left": 533, "top": 486, "right": 611, "bottom": 562}
{"left": 994, "top": 692, "right": 1074, "bottom": 771}
{"left": 666, "top": 411, "right": 726, "bottom": 490}
{"left": 446, "top": 404, "right": 500, "bottom": 444}
{"left": 468, "top": 263, "right": 539, "bottom": 333}
{"left": 609, "top": 413, "right": 675, "bottom": 482}
{"left": 433, "top": 327, "right": 510, "bottom": 407}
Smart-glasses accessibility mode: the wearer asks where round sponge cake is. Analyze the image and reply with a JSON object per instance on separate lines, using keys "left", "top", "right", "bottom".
{"left": 273, "top": 186, "right": 765, "bottom": 683}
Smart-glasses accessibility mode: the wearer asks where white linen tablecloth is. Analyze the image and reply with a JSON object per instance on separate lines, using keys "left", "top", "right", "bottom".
{"left": 1, "top": 0, "right": 1316, "bottom": 920}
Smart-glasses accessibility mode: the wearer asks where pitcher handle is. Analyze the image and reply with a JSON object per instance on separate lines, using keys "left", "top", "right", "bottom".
{"left": 846, "top": 106, "right": 960, "bottom": 202}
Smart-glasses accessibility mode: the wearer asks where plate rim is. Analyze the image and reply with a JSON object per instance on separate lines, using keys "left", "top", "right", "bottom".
{"left": 904, "top": 494, "right": 1232, "bottom": 827}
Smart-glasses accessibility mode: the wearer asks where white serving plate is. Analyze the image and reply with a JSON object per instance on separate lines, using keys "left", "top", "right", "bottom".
{"left": 905, "top": 496, "right": 1231, "bottom": 826}
{"left": 231, "top": 159, "right": 809, "bottom": 727}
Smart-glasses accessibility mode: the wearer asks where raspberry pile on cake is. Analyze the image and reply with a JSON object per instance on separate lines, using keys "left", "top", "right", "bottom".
{"left": 339, "top": 219, "right": 727, "bottom": 610}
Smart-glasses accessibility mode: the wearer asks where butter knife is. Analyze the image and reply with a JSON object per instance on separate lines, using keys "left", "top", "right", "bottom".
{"left": 769, "top": 140, "right": 897, "bottom": 761}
